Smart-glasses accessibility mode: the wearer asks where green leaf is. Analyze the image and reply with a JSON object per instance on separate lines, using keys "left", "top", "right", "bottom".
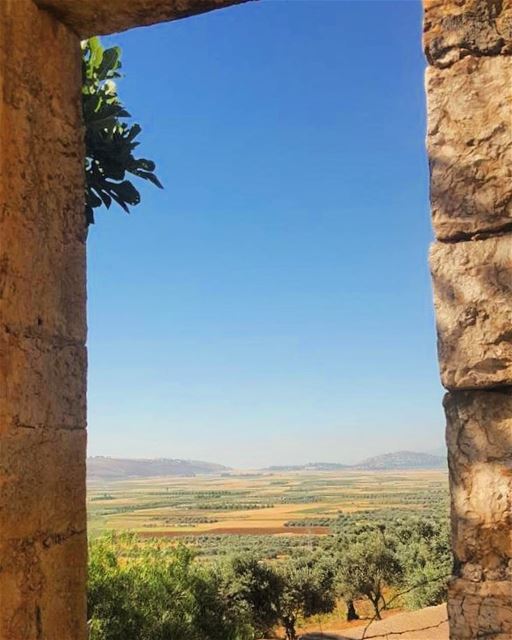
{"left": 111, "top": 180, "right": 141, "bottom": 206}
{"left": 98, "top": 47, "right": 121, "bottom": 80}
{"left": 82, "top": 37, "right": 163, "bottom": 225}
{"left": 88, "top": 37, "right": 104, "bottom": 72}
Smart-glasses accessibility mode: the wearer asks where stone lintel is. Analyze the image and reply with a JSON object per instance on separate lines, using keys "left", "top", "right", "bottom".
{"left": 34, "top": 0, "right": 255, "bottom": 38}
{"left": 424, "top": 0, "right": 512, "bottom": 69}
{"left": 430, "top": 236, "right": 512, "bottom": 390}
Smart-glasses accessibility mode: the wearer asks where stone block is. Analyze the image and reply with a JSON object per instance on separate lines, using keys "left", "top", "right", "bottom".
{"left": 424, "top": 0, "right": 512, "bottom": 68}
{"left": 445, "top": 391, "right": 512, "bottom": 579}
{"left": 0, "top": 332, "right": 86, "bottom": 431}
{"left": 0, "top": 532, "right": 87, "bottom": 640}
{"left": 448, "top": 578, "right": 512, "bottom": 640}
{"left": 0, "top": 427, "right": 86, "bottom": 538}
{"left": 430, "top": 236, "right": 512, "bottom": 389}
{"left": 0, "top": 0, "right": 82, "bottom": 126}
{"left": 427, "top": 56, "right": 512, "bottom": 240}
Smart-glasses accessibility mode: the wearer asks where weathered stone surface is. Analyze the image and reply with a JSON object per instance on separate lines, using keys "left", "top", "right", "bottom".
{"left": 35, "top": 0, "right": 253, "bottom": 38}
{"left": 444, "top": 391, "right": 512, "bottom": 580}
{"left": 0, "top": 332, "right": 86, "bottom": 431}
{"left": 0, "top": 532, "right": 87, "bottom": 640}
{"left": 424, "top": 0, "right": 512, "bottom": 68}
{"left": 0, "top": 0, "right": 86, "bottom": 343}
{"left": 426, "top": 56, "right": 512, "bottom": 240}
{"left": 448, "top": 578, "right": 512, "bottom": 640}
{"left": 0, "top": 428, "right": 86, "bottom": 541}
{"left": 430, "top": 236, "right": 512, "bottom": 389}
{"left": 0, "top": 1, "right": 87, "bottom": 638}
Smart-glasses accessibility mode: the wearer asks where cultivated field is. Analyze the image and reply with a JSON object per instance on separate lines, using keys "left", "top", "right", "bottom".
{"left": 88, "top": 469, "right": 449, "bottom": 546}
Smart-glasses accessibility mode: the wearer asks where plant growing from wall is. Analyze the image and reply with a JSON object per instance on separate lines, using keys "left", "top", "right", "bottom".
{"left": 82, "top": 37, "right": 162, "bottom": 225}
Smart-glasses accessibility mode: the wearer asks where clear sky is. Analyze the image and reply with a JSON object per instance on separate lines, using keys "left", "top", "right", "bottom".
{"left": 87, "top": 0, "right": 445, "bottom": 468}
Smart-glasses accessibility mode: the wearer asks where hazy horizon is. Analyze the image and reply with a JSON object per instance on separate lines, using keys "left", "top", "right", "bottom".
{"left": 87, "top": 1, "right": 445, "bottom": 469}
{"left": 87, "top": 444, "right": 447, "bottom": 471}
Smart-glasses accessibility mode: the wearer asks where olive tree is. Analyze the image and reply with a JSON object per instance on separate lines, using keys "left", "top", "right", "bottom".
{"left": 222, "top": 554, "right": 282, "bottom": 638}
{"left": 277, "top": 556, "right": 336, "bottom": 640}
{"left": 337, "top": 531, "right": 403, "bottom": 620}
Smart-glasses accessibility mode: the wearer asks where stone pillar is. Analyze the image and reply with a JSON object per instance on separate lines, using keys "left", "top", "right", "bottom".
{"left": 0, "top": 1, "right": 87, "bottom": 639}
{"left": 425, "top": 1, "right": 512, "bottom": 638}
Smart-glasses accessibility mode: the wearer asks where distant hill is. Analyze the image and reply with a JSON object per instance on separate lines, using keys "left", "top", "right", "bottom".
{"left": 88, "top": 450, "right": 446, "bottom": 480}
{"left": 263, "top": 451, "right": 446, "bottom": 473}
{"left": 353, "top": 450, "right": 446, "bottom": 470}
{"left": 265, "top": 462, "right": 349, "bottom": 472}
{"left": 87, "top": 457, "right": 229, "bottom": 481}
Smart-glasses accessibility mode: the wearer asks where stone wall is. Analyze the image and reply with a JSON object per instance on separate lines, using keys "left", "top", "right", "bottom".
{"left": 425, "top": 1, "right": 512, "bottom": 638}
{"left": 0, "top": 1, "right": 87, "bottom": 638}
{"left": 0, "top": 1, "right": 509, "bottom": 638}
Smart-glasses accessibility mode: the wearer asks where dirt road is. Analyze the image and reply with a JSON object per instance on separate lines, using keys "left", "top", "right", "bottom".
{"left": 301, "top": 604, "right": 448, "bottom": 640}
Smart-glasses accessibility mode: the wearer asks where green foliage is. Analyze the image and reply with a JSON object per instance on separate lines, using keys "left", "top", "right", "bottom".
{"left": 222, "top": 554, "right": 282, "bottom": 638}
{"left": 82, "top": 37, "right": 162, "bottom": 225}
{"left": 87, "top": 479, "right": 451, "bottom": 640}
{"left": 88, "top": 535, "right": 252, "bottom": 640}
{"left": 334, "top": 515, "right": 450, "bottom": 620}
{"left": 394, "top": 517, "right": 451, "bottom": 609}
{"left": 336, "top": 529, "right": 403, "bottom": 620}
{"left": 277, "top": 555, "right": 336, "bottom": 640}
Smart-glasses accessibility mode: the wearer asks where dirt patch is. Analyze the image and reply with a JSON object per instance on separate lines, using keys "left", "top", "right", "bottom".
{"left": 138, "top": 526, "right": 330, "bottom": 538}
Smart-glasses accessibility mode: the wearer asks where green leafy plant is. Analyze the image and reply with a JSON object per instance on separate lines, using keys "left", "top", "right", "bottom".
{"left": 82, "top": 37, "right": 162, "bottom": 225}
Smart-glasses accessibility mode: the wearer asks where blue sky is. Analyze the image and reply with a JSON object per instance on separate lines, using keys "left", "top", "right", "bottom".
{"left": 87, "top": 0, "right": 445, "bottom": 468}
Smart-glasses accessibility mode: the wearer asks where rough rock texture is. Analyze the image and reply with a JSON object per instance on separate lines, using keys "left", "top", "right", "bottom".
{"left": 0, "top": 1, "right": 87, "bottom": 639}
{"left": 448, "top": 579, "right": 512, "bottom": 640}
{"left": 34, "top": 0, "right": 253, "bottom": 38}
{"left": 427, "top": 55, "right": 512, "bottom": 241}
{"left": 430, "top": 236, "right": 512, "bottom": 389}
{"left": 444, "top": 391, "right": 512, "bottom": 579}
{"left": 424, "top": 0, "right": 512, "bottom": 68}
{"left": 425, "top": 2, "right": 512, "bottom": 638}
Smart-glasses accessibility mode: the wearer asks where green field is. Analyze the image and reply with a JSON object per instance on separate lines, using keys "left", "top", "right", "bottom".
{"left": 88, "top": 468, "right": 449, "bottom": 557}
{"left": 87, "top": 469, "right": 451, "bottom": 638}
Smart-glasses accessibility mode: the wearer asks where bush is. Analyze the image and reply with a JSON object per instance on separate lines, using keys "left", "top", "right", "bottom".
{"left": 88, "top": 535, "right": 253, "bottom": 640}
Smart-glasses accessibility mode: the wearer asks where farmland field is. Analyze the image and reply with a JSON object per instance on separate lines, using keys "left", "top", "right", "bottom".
{"left": 87, "top": 469, "right": 449, "bottom": 557}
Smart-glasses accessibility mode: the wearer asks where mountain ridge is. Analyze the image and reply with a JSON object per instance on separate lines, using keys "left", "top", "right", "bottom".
{"left": 262, "top": 451, "right": 445, "bottom": 472}
{"left": 87, "top": 456, "right": 229, "bottom": 480}
{"left": 352, "top": 450, "right": 446, "bottom": 470}
{"left": 88, "top": 450, "right": 446, "bottom": 480}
